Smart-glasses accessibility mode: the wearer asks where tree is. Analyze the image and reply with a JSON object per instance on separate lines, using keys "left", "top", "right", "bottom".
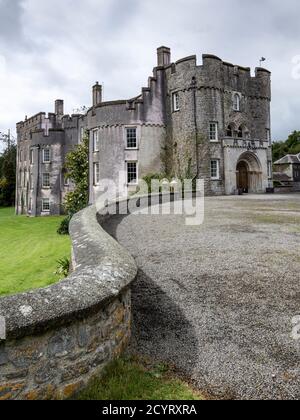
{"left": 58, "top": 133, "right": 89, "bottom": 234}
{"left": 272, "top": 131, "right": 300, "bottom": 162}
{"left": 0, "top": 142, "right": 16, "bottom": 207}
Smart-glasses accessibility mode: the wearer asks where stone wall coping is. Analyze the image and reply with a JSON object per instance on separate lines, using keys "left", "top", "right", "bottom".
{"left": 0, "top": 205, "right": 137, "bottom": 341}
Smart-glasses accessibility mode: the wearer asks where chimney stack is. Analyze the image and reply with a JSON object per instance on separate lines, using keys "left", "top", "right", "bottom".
{"left": 55, "top": 99, "right": 64, "bottom": 116}
{"left": 93, "top": 82, "right": 102, "bottom": 106}
{"left": 157, "top": 46, "right": 171, "bottom": 67}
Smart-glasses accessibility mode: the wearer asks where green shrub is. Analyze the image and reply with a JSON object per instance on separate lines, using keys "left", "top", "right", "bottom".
{"left": 55, "top": 257, "right": 70, "bottom": 278}
{"left": 142, "top": 173, "right": 170, "bottom": 193}
{"left": 57, "top": 216, "right": 71, "bottom": 235}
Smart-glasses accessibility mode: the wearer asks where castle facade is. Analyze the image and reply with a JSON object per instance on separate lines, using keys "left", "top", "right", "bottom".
{"left": 16, "top": 47, "right": 272, "bottom": 216}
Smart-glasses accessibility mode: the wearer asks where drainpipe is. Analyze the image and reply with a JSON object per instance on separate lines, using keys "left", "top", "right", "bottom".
{"left": 191, "top": 77, "right": 200, "bottom": 181}
{"left": 36, "top": 145, "right": 40, "bottom": 216}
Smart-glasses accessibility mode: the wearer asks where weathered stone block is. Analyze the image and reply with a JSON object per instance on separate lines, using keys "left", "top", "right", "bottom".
{"left": 48, "top": 328, "right": 76, "bottom": 358}
{"left": 34, "top": 361, "right": 57, "bottom": 384}
{"left": 61, "top": 360, "right": 90, "bottom": 382}
{"left": 0, "top": 381, "right": 26, "bottom": 400}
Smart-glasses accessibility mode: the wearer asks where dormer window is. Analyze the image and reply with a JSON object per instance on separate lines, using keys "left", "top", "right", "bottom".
{"left": 233, "top": 93, "right": 240, "bottom": 111}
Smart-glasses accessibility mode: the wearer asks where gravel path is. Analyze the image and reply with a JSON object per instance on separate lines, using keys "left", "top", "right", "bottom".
{"left": 103, "top": 194, "right": 300, "bottom": 400}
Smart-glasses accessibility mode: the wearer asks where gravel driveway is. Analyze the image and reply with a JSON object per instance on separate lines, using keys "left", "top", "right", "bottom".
{"left": 103, "top": 194, "right": 300, "bottom": 400}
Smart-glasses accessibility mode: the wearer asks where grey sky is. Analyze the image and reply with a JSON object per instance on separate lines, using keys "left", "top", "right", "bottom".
{"left": 0, "top": 0, "right": 300, "bottom": 142}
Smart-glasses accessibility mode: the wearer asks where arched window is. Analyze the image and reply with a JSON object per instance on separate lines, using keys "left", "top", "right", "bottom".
{"left": 233, "top": 94, "right": 240, "bottom": 111}
{"left": 226, "top": 125, "right": 233, "bottom": 137}
{"left": 238, "top": 126, "right": 243, "bottom": 138}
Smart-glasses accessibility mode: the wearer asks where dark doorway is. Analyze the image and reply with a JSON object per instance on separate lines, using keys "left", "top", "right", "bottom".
{"left": 237, "top": 161, "right": 249, "bottom": 193}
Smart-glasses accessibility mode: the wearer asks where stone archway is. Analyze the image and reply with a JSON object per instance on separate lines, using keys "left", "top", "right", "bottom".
{"left": 236, "top": 152, "right": 262, "bottom": 193}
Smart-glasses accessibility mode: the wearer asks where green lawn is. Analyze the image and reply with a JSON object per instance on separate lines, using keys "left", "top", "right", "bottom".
{"left": 75, "top": 357, "right": 203, "bottom": 400}
{"left": 0, "top": 208, "right": 71, "bottom": 296}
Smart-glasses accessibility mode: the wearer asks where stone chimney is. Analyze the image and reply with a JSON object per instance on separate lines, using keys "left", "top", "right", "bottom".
{"left": 55, "top": 99, "right": 64, "bottom": 116}
{"left": 93, "top": 82, "right": 102, "bottom": 106}
{"left": 157, "top": 46, "right": 171, "bottom": 67}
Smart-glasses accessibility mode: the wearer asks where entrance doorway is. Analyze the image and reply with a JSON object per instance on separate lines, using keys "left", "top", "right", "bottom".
{"left": 237, "top": 161, "right": 249, "bottom": 193}
{"left": 236, "top": 152, "right": 263, "bottom": 194}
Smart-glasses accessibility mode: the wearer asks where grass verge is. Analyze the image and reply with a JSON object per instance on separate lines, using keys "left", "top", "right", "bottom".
{"left": 75, "top": 356, "right": 204, "bottom": 400}
{"left": 0, "top": 207, "right": 70, "bottom": 296}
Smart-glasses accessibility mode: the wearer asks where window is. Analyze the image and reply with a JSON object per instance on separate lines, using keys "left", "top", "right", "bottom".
{"left": 127, "top": 162, "right": 138, "bottom": 184}
{"left": 92, "top": 130, "right": 99, "bottom": 152}
{"left": 237, "top": 126, "right": 243, "bottom": 138}
{"left": 210, "top": 160, "right": 220, "bottom": 180}
{"left": 29, "top": 197, "right": 32, "bottom": 212}
{"left": 233, "top": 93, "right": 240, "bottom": 111}
{"left": 226, "top": 125, "right": 233, "bottom": 137}
{"left": 126, "top": 128, "right": 137, "bottom": 149}
{"left": 42, "top": 173, "right": 50, "bottom": 188}
{"left": 209, "top": 123, "right": 218, "bottom": 142}
{"left": 172, "top": 92, "right": 180, "bottom": 112}
{"left": 42, "top": 198, "right": 50, "bottom": 212}
{"left": 93, "top": 163, "right": 100, "bottom": 185}
{"left": 43, "top": 149, "right": 50, "bottom": 163}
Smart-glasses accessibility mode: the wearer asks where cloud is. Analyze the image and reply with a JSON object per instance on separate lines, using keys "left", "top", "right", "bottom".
{"left": 0, "top": 0, "right": 300, "bottom": 141}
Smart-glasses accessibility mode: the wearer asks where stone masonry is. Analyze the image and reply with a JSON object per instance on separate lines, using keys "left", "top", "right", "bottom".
{"left": 0, "top": 204, "right": 137, "bottom": 400}
{"left": 0, "top": 289, "right": 131, "bottom": 400}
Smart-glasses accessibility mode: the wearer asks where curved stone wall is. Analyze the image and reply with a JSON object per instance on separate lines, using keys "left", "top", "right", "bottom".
{"left": 0, "top": 205, "right": 137, "bottom": 400}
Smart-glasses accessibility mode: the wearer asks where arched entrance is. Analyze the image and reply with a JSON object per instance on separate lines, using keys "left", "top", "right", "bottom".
{"left": 237, "top": 161, "right": 249, "bottom": 193}
{"left": 236, "top": 152, "right": 262, "bottom": 193}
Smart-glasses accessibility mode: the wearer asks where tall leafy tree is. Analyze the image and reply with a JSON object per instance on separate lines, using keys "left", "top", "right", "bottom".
{"left": 0, "top": 143, "right": 16, "bottom": 207}
{"left": 272, "top": 131, "right": 300, "bottom": 162}
{"left": 57, "top": 134, "right": 89, "bottom": 234}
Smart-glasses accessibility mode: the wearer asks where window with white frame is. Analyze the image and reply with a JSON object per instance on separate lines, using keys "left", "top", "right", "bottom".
{"left": 93, "top": 162, "right": 100, "bottom": 185}
{"left": 92, "top": 129, "right": 99, "bottom": 152}
{"left": 42, "top": 173, "right": 50, "bottom": 188}
{"left": 43, "top": 148, "right": 51, "bottom": 163}
{"left": 172, "top": 92, "right": 180, "bottom": 112}
{"left": 127, "top": 162, "right": 138, "bottom": 184}
{"left": 233, "top": 93, "right": 240, "bottom": 111}
{"left": 126, "top": 128, "right": 137, "bottom": 149}
{"left": 210, "top": 160, "right": 220, "bottom": 180}
{"left": 42, "top": 198, "right": 50, "bottom": 212}
{"left": 209, "top": 122, "right": 218, "bottom": 142}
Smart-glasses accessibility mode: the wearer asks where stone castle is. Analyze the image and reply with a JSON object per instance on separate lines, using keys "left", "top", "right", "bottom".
{"left": 16, "top": 47, "right": 272, "bottom": 216}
